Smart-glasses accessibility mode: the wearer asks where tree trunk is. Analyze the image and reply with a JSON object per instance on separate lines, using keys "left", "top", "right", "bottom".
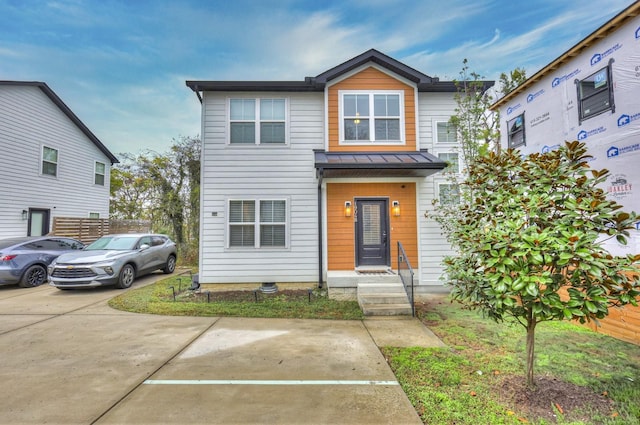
{"left": 526, "top": 316, "right": 537, "bottom": 388}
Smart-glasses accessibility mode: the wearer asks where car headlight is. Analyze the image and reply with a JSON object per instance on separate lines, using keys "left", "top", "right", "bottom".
{"left": 102, "top": 266, "right": 114, "bottom": 275}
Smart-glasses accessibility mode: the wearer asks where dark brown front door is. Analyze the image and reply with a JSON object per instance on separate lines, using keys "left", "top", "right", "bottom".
{"left": 355, "top": 199, "right": 389, "bottom": 267}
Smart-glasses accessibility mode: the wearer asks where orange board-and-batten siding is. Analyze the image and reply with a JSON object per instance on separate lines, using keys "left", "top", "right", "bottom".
{"left": 326, "top": 182, "right": 417, "bottom": 271}
{"left": 327, "top": 67, "right": 416, "bottom": 152}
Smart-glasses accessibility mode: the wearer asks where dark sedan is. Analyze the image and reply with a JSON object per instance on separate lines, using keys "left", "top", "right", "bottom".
{"left": 0, "top": 236, "right": 85, "bottom": 287}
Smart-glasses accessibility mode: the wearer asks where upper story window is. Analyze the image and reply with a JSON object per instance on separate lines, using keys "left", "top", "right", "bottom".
{"left": 340, "top": 91, "right": 404, "bottom": 144}
{"left": 229, "top": 98, "right": 287, "bottom": 145}
{"left": 438, "top": 152, "right": 460, "bottom": 173}
{"left": 228, "top": 199, "right": 287, "bottom": 248}
{"left": 507, "top": 114, "right": 525, "bottom": 148}
{"left": 435, "top": 121, "right": 457, "bottom": 144}
{"left": 42, "top": 146, "right": 58, "bottom": 177}
{"left": 94, "top": 161, "right": 106, "bottom": 185}
{"left": 576, "top": 62, "right": 614, "bottom": 124}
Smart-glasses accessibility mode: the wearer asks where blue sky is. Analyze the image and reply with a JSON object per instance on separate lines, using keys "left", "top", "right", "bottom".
{"left": 0, "top": 0, "right": 634, "bottom": 156}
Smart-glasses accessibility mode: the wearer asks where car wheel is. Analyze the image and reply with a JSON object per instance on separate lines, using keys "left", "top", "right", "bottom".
{"left": 163, "top": 255, "right": 176, "bottom": 274}
{"left": 19, "top": 265, "right": 47, "bottom": 288}
{"left": 115, "top": 264, "right": 135, "bottom": 289}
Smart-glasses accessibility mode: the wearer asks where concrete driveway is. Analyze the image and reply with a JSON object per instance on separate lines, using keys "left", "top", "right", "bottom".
{"left": 0, "top": 273, "right": 442, "bottom": 424}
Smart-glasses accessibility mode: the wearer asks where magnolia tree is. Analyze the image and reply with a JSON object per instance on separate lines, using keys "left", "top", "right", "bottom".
{"left": 443, "top": 141, "right": 639, "bottom": 387}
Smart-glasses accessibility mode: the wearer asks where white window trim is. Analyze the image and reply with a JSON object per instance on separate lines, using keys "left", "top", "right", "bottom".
{"left": 88, "top": 212, "right": 100, "bottom": 219}
{"left": 437, "top": 152, "right": 461, "bottom": 174}
{"left": 437, "top": 182, "right": 461, "bottom": 205}
{"left": 94, "top": 161, "right": 106, "bottom": 186}
{"left": 338, "top": 90, "right": 405, "bottom": 145}
{"left": 226, "top": 97, "right": 290, "bottom": 146}
{"left": 41, "top": 145, "right": 59, "bottom": 178}
{"left": 433, "top": 119, "right": 458, "bottom": 145}
{"left": 226, "top": 198, "right": 290, "bottom": 249}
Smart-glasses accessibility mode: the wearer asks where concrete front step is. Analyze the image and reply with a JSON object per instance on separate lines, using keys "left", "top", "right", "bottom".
{"left": 357, "top": 281, "right": 412, "bottom": 316}
{"left": 361, "top": 303, "right": 413, "bottom": 316}
{"left": 358, "top": 293, "right": 410, "bottom": 304}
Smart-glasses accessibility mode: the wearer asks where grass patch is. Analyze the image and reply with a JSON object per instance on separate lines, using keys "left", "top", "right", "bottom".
{"left": 383, "top": 298, "right": 640, "bottom": 425}
{"left": 108, "top": 275, "right": 364, "bottom": 320}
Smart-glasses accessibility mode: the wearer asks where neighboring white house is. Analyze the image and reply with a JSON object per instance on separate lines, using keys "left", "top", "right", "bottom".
{"left": 187, "top": 49, "right": 493, "bottom": 295}
{"left": 0, "top": 81, "right": 118, "bottom": 238}
{"left": 491, "top": 2, "right": 640, "bottom": 256}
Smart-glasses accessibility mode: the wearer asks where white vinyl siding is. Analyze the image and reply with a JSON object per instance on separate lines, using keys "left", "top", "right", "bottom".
{"left": 0, "top": 85, "right": 112, "bottom": 238}
{"left": 418, "top": 94, "right": 460, "bottom": 288}
{"left": 200, "top": 91, "right": 322, "bottom": 283}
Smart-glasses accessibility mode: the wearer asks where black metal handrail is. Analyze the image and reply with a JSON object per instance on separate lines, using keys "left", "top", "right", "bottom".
{"left": 397, "top": 241, "right": 415, "bottom": 317}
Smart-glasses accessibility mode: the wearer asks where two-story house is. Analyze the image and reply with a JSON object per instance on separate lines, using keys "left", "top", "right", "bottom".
{"left": 187, "top": 49, "right": 493, "bottom": 298}
{"left": 491, "top": 2, "right": 640, "bottom": 257}
{"left": 491, "top": 3, "right": 640, "bottom": 345}
{"left": 0, "top": 81, "right": 118, "bottom": 238}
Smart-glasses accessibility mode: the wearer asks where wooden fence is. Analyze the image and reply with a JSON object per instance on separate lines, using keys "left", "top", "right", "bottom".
{"left": 51, "top": 217, "right": 151, "bottom": 244}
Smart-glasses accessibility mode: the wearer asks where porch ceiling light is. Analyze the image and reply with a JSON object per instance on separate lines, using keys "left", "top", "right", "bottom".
{"left": 392, "top": 201, "right": 400, "bottom": 217}
{"left": 344, "top": 201, "right": 352, "bottom": 217}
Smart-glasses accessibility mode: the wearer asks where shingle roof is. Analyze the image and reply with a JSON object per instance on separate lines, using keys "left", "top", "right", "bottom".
{"left": 0, "top": 81, "right": 119, "bottom": 164}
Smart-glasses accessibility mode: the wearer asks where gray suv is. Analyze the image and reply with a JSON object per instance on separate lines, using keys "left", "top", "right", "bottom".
{"left": 48, "top": 233, "right": 177, "bottom": 289}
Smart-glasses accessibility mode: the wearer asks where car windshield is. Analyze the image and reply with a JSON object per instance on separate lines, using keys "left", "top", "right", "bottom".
{"left": 85, "top": 236, "right": 139, "bottom": 251}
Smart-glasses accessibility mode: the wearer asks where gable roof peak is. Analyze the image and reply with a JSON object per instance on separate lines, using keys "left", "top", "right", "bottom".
{"left": 312, "top": 48, "right": 437, "bottom": 85}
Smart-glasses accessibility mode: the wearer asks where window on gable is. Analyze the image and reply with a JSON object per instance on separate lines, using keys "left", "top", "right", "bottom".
{"left": 228, "top": 199, "right": 287, "bottom": 248}
{"left": 229, "top": 98, "right": 287, "bottom": 144}
{"left": 436, "top": 121, "right": 457, "bottom": 144}
{"left": 42, "top": 146, "right": 58, "bottom": 177}
{"left": 438, "top": 152, "right": 460, "bottom": 173}
{"left": 94, "top": 161, "right": 106, "bottom": 186}
{"left": 507, "top": 114, "right": 525, "bottom": 148}
{"left": 577, "top": 63, "right": 614, "bottom": 123}
{"left": 341, "top": 92, "right": 403, "bottom": 143}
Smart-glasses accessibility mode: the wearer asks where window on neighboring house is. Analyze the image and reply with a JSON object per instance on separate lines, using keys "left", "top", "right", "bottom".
{"left": 438, "top": 152, "right": 460, "bottom": 173}
{"left": 438, "top": 183, "right": 460, "bottom": 205}
{"left": 436, "top": 121, "right": 457, "bottom": 144}
{"left": 341, "top": 92, "right": 403, "bottom": 143}
{"left": 507, "top": 114, "right": 525, "bottom": 148}
{"left": 229, "top": 98, "right": 286, "bottom": 144}
{"left": 94, "top": 161, "right": 106, "bottom": 185}
{"left": 228, "top": 199, "right": 287, "bottom": 248}
{"left": 88, "top": 212, "right": 100, "bottom": 219}
{"left": 42, "top": 146, "right": 58, "bottom": 177}
{"left": 577, "top": 62, "right": 614, "bottom": 123}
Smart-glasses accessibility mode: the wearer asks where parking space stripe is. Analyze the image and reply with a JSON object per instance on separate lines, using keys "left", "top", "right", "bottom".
{"left": 144, "top": 379, "right": 399, "bottom": 386}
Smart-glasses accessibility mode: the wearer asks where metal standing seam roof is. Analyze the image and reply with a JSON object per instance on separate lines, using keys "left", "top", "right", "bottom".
{"left": 314, "top": 150, "right": 447, "bottom": 178}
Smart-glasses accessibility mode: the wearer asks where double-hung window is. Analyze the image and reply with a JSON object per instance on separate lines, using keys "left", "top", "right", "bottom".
{"left": 576, "top": 61, "right": 614, "bottom": 123}
{"left": 94, "top": 161, "right": 106, "bottom": 185}
{"left": 435, "top": 121, "right": 458, "bottom": 144}
{"left": 438, "top": 152, "right": 460, "bottom": 173}
{"left": 341, "top": 91, "right": 403, "bottom": 143}
{"left": 228, "top": 199, "right": 287, "bottom": 248}
{"left": 438, "top": 183, "right": 460, "bottom": 205}
{"left": 229, "top": 98, "right": 287, "bottom": 144}
{"left": 507, "top": 114, "right": 525, "bottom": 148}
{"left": 42, "top": 146, "right": 58, "bottom": 177}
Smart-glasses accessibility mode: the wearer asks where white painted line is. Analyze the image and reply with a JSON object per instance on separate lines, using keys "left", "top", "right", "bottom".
{"left": 144, "top": 379, "right": 399, "bottom": 386}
